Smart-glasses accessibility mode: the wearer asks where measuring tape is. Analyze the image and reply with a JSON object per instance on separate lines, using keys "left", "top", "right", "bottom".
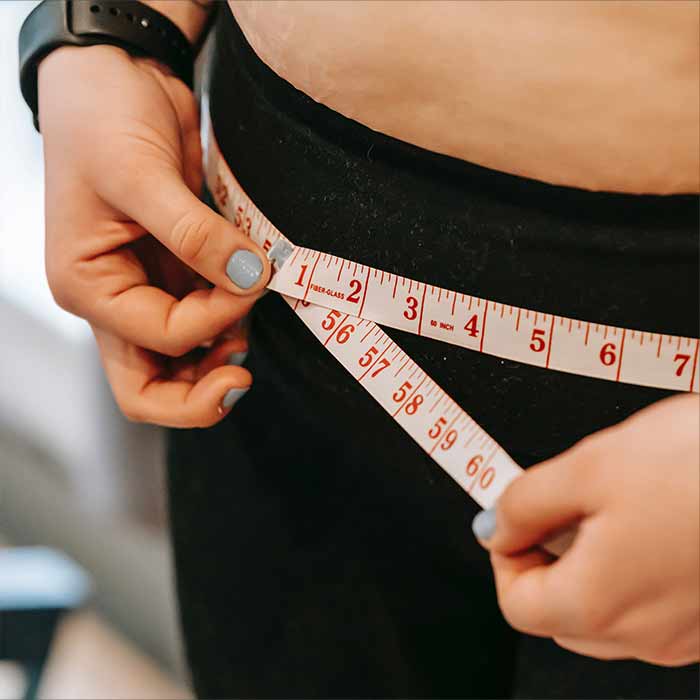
{"left": 201, "top": 98, "right": 697, "bottom": 550}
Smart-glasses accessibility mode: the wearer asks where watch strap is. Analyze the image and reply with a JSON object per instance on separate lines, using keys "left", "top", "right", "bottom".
{"left": 19, "top": 0, "right": 194, "bottom": 130}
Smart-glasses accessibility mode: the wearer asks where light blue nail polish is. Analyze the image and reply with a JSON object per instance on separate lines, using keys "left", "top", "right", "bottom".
{"left": 222, "top": 386, "right": 249, "bottom": 409}
{"left": 227, "top": 350, "right": 248, "bottom": 366}
{"left": 472, "top": 508, "right": 497, "bottom": 541}
{"left": 226, "top": 250, "right": 263, "bottom": 289}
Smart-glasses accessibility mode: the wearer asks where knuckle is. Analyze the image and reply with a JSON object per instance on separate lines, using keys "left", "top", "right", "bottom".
{"left": 117, "top": 400, "right": 146, "bottom": 424}
{"left": 157, "top": 336, "right": 191, "bottom": 358}
{"left": 111, "top": 389, "right": 147, "bottom": 424}
{"left": 46, "top": 267, "right": 78, "bottom": 313}
{"left": 496, "top": 481, "right": 521, "bottom": 526}
{"left": 497, "top": 588, "right": 542, "bottom": 635}
{"left": 499, "top": 602, "right": 528, "bottom": 633}
{"left": 171, "top": 211, "right": 211, "bottom": 264}
{"left": 553, "top": 638, "right": 619, "bottom": 662}
{"left": 570, "top": 581, "right": 613, "bottom": 636}
{"left": 157, "top": 327, "right": 195, "bottom": 358}
{"left": 501, "top": 602, "right": 540, "bottom": 635}
{"left": 552, "top": 636, "right": 576, "bottom": 654}
{"left": 150, "top": 301, "right": 197, "bottom": 358}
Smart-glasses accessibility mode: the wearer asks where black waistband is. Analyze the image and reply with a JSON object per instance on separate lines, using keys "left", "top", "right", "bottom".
{"left": 210, "top": 9, "right": 697, "bottom": 251}
{"left": 205, "top": 7, "right": 697, "bottom": 461}
{"left": 207, "top": 8, "right": 698, "bottom": 339}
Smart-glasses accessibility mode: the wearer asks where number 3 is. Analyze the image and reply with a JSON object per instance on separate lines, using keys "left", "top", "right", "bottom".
{"left": 404, "top": 296, "right": 418, "bottom": 321}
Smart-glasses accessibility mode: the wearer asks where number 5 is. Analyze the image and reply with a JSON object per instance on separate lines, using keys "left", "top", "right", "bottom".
{"left": 530, "top": 328, "right": 546, "bottom": 353}
{"left": 321, "top": 310, "right": 342, "bottom": 331}
{"left": 428, "top": 417, "right": 447, "bottom": 439}
{"left": 359, "top": 346, "right": 378, "bottom": 367}
{"left": 393, "top": 381, "right": 412, "bottom": 402}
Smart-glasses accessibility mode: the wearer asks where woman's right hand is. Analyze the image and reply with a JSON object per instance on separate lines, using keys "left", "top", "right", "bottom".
{"left": 38, "top": 43, "right": 271, "bottom": 428}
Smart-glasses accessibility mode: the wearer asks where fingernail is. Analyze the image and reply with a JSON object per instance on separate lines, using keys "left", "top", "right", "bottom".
{"left": 227, "top": 350, "right": 248, "bottom": 366}
{"left": 221, "top": 386, "right": 249, "bottom": 409}
{"left": 472, "top": 508, "right": 497, "bottom": 541}
{"left": 226, "top": 250, "right": 264, "bottom": 289}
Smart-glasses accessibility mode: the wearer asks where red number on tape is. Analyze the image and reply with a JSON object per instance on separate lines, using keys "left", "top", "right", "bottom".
{"left": 295, "top": 264, "right": 309, "bottom": 287}
{"left": 530, "top": 328, "right": 546, "bottom": 353}
{"left": 405, "top": 394, "right": 424, "bottom": 415}
{"left": 600, "top": 342, "right": 616, "bottom": 366}
{"left": 464, "top": 314, "right": 479, "bottom": 338}
{"left": 359, "top": 346, "right": 378, "bottom": 367}
{"left": 348, "top": 279, "right": 362, "bottom": 304}
{"left": 428, "top": 417, "right": 447, "bottom": 439}
{"left": 466, "top": 454, "right": 483, "bottom": 477}
{"left": 322, "top": 310, "right": 342, "bottom": 331}
{"left": 440, "top": 429, "right": 458, "bottom": 451}
{"left": 393, "top": 381, "right": 412, "bottom": 402}
{"left": 336, "top": 324, "right": 355, "bottom": 344}
{"left": 480, "top": 468, "right": 496, "bottom": 489}
{"left": 370, "top": 359, "right": 391, "bottom": 378}
{"left": 404, "top": 296, "right": 419, "bottom": 321}
{"left": 674, "top": 353, "right": 691, "bottom": 377}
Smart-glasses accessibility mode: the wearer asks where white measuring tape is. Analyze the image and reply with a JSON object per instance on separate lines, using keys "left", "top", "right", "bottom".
{"left": 201, "top": 98, "right": 698, "bottom": 551}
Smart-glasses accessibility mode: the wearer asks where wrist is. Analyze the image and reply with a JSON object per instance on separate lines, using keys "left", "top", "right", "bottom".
{"left": 38, "top": 42, "right": 174, "bottom": 90}
{"left": 19, "top": 1, "right": 196, "bottom": 130}
{"left": 141, "top": 0, "right": 215, "bottom": 46}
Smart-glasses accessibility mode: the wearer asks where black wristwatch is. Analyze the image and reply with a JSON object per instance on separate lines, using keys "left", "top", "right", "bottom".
{"left": 19, "top": 0, "right": 195, "bottom": 131}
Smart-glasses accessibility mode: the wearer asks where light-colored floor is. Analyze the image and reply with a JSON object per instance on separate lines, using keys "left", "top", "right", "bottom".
{"left": 0, "top": 611, "right": 192, "bottom": 700}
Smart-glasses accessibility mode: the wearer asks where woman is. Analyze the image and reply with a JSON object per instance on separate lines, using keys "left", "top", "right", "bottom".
{"left": 31, "top": 1, "right": 698, "bottom": 697}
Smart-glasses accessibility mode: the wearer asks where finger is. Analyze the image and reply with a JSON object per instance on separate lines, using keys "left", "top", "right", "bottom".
{"left": 490, "top": 550, "right": 580, "bottom": 637}
{"left": 476, "top": 440, "right": 602, "bottom": 555}
{"left": 96, "top": 156, "right": 271, "bottom": 295}
{"left": 85, "top": 246, "right": 258, "bottom": 356}
{"left": 93, "top": 326, "right": 251, "bottom": 428}
{"left": 195, "top": 338, "right": 248, "bottom": 379}
{"left": 169, "top": 336, "right": 248, "bottom": 382}
{"left": 167, "top": 77, "right": 203, "bottom": 199}
{"left": 181, "top": 127, "right": 203, "bottom": 200}
{"left": 195, "top": 315, "right": 248, "bottom": 349}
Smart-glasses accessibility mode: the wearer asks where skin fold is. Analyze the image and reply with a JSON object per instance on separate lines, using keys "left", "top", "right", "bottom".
{"left": 230, "top": 0, "right": 700, "bottom": 194}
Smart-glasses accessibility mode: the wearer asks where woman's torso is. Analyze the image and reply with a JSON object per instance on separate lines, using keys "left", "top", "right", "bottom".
{"left": 169, "top": 13, "right": 700, "bottom": 696}
{"left": 228, "top": 0, "right": 699, "bottom": 195}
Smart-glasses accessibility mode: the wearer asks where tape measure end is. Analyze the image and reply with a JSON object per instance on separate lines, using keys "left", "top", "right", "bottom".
{"left": 268, "top": 239, "right": 295, "bottom": 271}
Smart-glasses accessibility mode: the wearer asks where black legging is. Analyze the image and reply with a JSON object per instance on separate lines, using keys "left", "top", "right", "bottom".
{"left": 166, "top": 9, "right": 699, "bottom": 698}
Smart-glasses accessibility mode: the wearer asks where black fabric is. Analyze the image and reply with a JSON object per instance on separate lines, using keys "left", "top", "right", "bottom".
{"left": 166, "top": 9, "right": 700, "bottom": 699}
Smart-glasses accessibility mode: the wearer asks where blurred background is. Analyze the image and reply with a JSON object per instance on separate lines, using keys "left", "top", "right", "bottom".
{"left": 0, "top": 2, "right": 191, "bottom": 697}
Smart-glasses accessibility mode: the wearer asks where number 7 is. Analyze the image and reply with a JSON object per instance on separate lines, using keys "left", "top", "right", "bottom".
{"left": 674, "top": 353, "right": 691, "bottom": 377}
{"left": 370, "top": 358, "right": 391, "bottom": 378}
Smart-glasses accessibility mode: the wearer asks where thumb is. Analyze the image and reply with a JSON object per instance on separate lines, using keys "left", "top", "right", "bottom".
{"left": 472, "top": 441, "right": 598, "bottom": 555}
{"left": 100, "top": 157, "right": 271, "bottom": 295}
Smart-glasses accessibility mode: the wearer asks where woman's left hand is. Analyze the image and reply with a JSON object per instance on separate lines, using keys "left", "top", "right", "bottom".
{"left": 473, "top": 392, "right": 700, "bottom": 666}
